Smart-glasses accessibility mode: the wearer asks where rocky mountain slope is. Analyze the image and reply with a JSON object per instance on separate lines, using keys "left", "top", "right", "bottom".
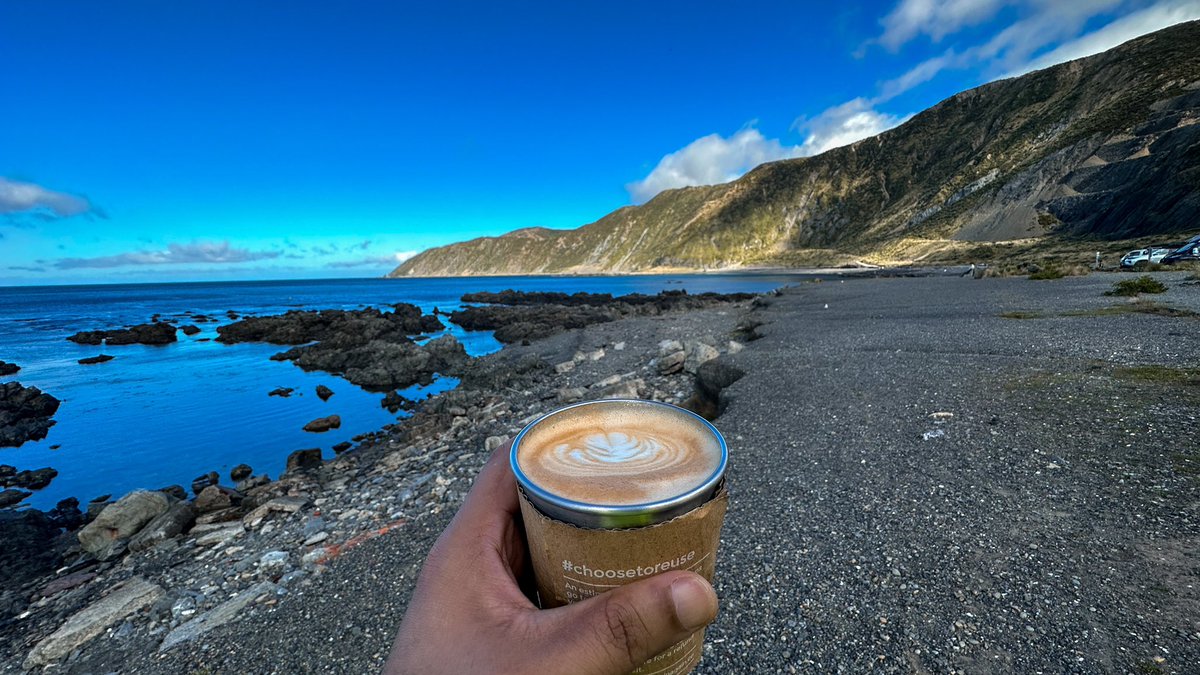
{"left": 391, "top": 21, "right": 1200, "bottom": 277}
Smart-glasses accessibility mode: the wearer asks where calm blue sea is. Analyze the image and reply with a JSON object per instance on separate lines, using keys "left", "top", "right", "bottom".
{"left": 0, "top": 275, "right": 795, "bottom": 509}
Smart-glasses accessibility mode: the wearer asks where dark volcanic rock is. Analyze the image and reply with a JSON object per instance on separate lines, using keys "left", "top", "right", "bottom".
{"left": 0, "top": 382, "right": 61, "bottom": 447}
{"left": 0, "top": 488, "right": 30, "bottom": 508}
{"left": 450, "top": 290, "right": 756, "bottom": 344}
{"left": 0, "top": 360, "right": 19, "bottom": 376}
{"left": 157, "top": 485, "right": 188, "bottom": 501}
{"left": 276, "top": 334, "right": 468, "bottom": 391}
{"left": 47, "top": 497, "right": 84, "bottom": 530}
{"left": 315, "top": 384, "right": 334, "bottom": 401}
{"left": 0, "top": 509, "right": 65, "bottom": 588}
{"left": 216, "top": 304, "right": 441, "bottom": 345}
{"left": 230, "top": 464, "right": 253, "bottom": 481}
{"left": 78, "top": 354, "right": 115, "bottom": 365}
{"left": 68, "top": 322, "right": 178, "bottom": 345}
{"left": 180, "top": 324, "right": 201, "bottom": 336}
{"left": 284, "top": 448, "right": 323, "bottom": 474}
{"left": 190, "top": 471, "right": 219, "bottom": 496}
{"left": 332, "top": 441, "right": 352, "bottom": 454}
{"left": 303, "top": 415, "right": 341, "bottom": 433}
{"left": 219, "top": 305, "right": 459, "bottom": 391}
{"left": 11, "top": 466, "right": 58, "bottom": 490}
{"left": 381, "top": 391, "right": 413, "bottom": 413}
{"left": 268, "top": 387, "right": 294, "bottom": 397}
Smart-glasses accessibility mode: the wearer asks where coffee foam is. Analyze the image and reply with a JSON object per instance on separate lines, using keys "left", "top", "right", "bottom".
{"left": 515, "top": 402, "right": 722, "bottom": 506}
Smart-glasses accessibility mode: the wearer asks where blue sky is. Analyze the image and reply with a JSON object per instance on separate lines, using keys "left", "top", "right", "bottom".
{"left": 2, "top": 0, "right": 1197, "bottom": 285}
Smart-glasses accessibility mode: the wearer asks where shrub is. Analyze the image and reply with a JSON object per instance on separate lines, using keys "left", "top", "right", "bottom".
{"left": 1029, "top": 267, "right": 1067, "bottom": 280}
{"left": 1105, "top": 275, "right": 1167, "bottom": 296}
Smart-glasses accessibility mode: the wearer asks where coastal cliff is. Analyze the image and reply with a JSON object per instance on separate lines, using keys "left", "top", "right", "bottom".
{"left": 391, "top": 21, "right": 1200, "bottom": 277}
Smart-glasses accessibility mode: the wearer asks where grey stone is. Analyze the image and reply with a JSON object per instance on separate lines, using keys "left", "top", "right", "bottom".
{"left": 683, "top": 342, "right": 720, "bottom": 374}
{"left": 555, "top": 387, "right": 587, "bottom": 403}
{"left": 194, "top": 485, "right": 242, "bottom": 514}
{"left": 128, "top": 501, "right": 197, "bottom": 553}
{"left": 657, "top": 350, "right": 686, "bottom": 375}
{"left": 553, "top": 360, "right": 575, "bottom": 374}
{"left": 230, "top": 464, "right": 253, "bottom": 481}
{"left": 284, "top": 448, "right": 323, "bottom": 474}
{"left": 24, "top": 577, "right": 163, "bottom": 668}
{"left": 159, "top": 581, "right": 278, "bottom": 651}
{"left": 77, "top": 490, "right": 170, "bottom": 556}
{"left": 193, "top": 522, "right": 243, "bottom": 546}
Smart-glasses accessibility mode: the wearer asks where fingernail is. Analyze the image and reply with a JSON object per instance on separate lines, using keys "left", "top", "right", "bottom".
{"left": 670, "top": 576, "right": 716, "bottom": 630}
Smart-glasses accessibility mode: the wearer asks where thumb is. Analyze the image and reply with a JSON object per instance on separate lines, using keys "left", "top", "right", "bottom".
{"left": 537, "top": 571, "right": 718, "bottom": 675}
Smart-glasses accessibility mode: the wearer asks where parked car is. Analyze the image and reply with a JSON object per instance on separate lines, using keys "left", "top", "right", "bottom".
{"left": 1162, "top": 240, "right": 1200, "bottom": 265}
{"left": 1120, "top": 247, "right": 1172, "bottom": 267}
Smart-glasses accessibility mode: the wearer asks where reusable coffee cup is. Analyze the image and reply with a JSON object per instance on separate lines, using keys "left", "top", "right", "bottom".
{"left": 511, "top": 399, "right": 729, "bottom": 675}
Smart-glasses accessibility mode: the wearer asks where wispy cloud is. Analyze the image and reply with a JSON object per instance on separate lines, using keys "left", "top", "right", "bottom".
{"left": 8, "top": 265, "right": 47, "bottom": 272}
{"left": 875, "top": 0, "right": 1013, "bottom": 51}
{"left": 326, "top": 251, "right": 418, "bottom": 268}
{"left": 1004, "top": 0, "right": 1200, "bottom": 77}
{"left": 626, "top": 128, "right": 804, "bottom": 203}
{"left": 0, "top": 177, "right": 99, "bottom": 220}
{"left": 52, "top": 241, "right": 281, "bottom": 269}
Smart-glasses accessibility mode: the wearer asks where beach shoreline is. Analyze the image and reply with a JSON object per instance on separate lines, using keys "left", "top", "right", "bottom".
{"left": 3, "top": 272, "right": 1199, "bottom": 672}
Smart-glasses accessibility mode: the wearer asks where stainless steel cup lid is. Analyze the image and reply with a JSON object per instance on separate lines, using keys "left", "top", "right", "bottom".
{"left": 510, "top": 399, "right": 728, "bottom": 529}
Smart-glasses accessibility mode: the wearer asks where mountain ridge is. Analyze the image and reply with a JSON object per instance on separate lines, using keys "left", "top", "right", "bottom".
{"left": 392, "top": 21, "right": 1200, "bottom": 277}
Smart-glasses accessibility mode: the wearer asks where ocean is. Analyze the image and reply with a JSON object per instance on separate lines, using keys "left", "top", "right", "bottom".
{"left": 0, "top": 275, "right": 796, "bottom": 510}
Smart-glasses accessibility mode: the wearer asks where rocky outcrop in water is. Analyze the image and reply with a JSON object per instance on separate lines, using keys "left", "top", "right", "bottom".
{"left": 0, "top": 361, "right": 19, "bottom": 376}
{"left": 68, "top": 322, "right": 178, "bottom": 346}
{"left": 216, "top": 304, "right": 442, "bottom": 345}
{"left": 0, "top": 382, "right": 61, "bottom": 447}
{"left": 450, "top": 289, "right": 756, "bottom": 343}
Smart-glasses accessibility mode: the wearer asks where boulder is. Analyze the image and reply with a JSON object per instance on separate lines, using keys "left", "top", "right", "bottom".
{"left": 78, "top": 354, "right": 114, "bottom": 365}
{"left": 157, "top": 485, "right": 188, "bottom": 501}
{"left": 235, "top": 474, "right": 271, "bottom": 492}
{"left": 46, "top": 497, "right": 84, "bottom": 531}
{"left": 0, "top": 360, "right": 19, "bottom": 376}
{"left": 180, "top": 324, "right": 201, "bottom": 335}
{"left": 303, "top": 415, "right": 341, "bottom": 433}
{"left": 284, "top": 448, "right": 323, "bottom": 474}
{"left": 128, "top": 501, "right": 197, "bottom": 552}
{"left": 230, "top": 463, "right": 253, "bottom": 481}
{"left": 0, "top": 382, "right": 61, "bottom": 448}
{"left": 268, "top": 387, "right": 294, "bottom": 397}
{"left": 77, "top": 490, "right": 170, "bottom": 557}
{"left": 24, "top": 577, "right": 164, "bottom": 668}
{"left": 190, "top": 471, "right": 219, "bottom": 496}
{"left": 315, "top": 384, "right": 334, "bottom": 401}
{"left": 683, "top": 342, "right": 720, "bottom": 374}
{"left": 194, "top": 485, "right": 243, "bottom": 514}
{"left": 332, "top": 441, "right": 352, "bottom": 454}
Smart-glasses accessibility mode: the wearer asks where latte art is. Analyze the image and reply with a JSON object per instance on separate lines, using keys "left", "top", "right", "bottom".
{"left": 514, "top": 400, "right": 725, "bottom": 507}
{"left": 552, "top": 431, "right": 686, "bottom": 474}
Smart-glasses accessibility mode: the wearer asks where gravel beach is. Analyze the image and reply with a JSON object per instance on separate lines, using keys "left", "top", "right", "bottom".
{"left": 4, "top": 272, "right": 1198, "bottom": 674}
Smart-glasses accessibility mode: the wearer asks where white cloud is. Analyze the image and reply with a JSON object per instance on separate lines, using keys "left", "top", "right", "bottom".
{"left": 0, "top": 177, "right": 94, "bottom": 218}
{"left": 1004, "top": 0, "right": 1200, "bottom": 77}
{"left": 878, "top": 0, "right": 1012, "bottom": 50}
{"left": 53, "top": 241, "right": 281, "bottom": 269}
{"left": 796, "top": 99, "right": 912, "bottom": 156}
{"left": 326, "top": 250, "right": 418, "bottom": 268}
{"left": 626, "top": 128, "right": 803, "bottom": 203}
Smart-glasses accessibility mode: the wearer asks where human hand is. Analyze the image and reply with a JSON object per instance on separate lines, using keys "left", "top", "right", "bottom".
{"left": 385, "top": 439, "right": 719, "bottom": 674}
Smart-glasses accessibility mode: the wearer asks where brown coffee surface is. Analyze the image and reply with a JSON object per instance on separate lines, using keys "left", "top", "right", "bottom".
{"left": 515, "top": 402, "right": 722, "bottom": 505}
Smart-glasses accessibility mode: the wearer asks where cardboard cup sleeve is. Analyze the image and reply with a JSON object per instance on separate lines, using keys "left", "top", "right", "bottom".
{"left": 518, "top": 488, "right": 728, "bottom": 675}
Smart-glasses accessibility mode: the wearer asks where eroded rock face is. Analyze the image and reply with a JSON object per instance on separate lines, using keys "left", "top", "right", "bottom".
{"left": 68, "top": 322, "right": 178, "bottom": 345}
{"left": 0, "top": 382, "right": 61, "bottom": 447}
